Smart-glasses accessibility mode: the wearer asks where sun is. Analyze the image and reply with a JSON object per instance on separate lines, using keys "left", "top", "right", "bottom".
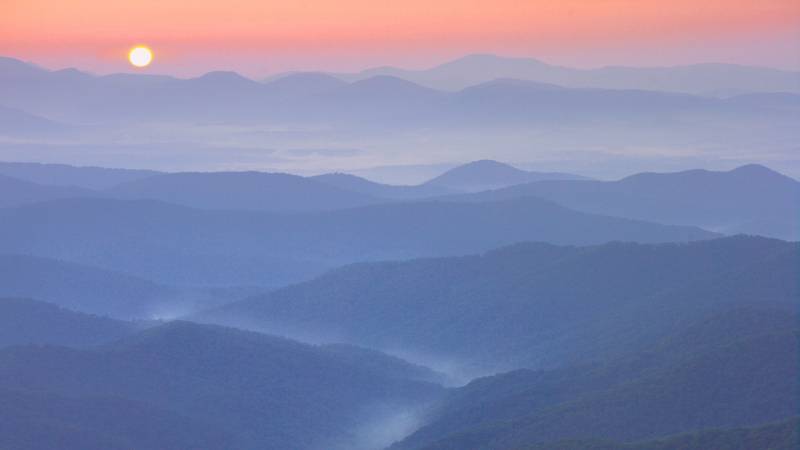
{"left": 128, "top": 46, "right": 153, "bottom": 68}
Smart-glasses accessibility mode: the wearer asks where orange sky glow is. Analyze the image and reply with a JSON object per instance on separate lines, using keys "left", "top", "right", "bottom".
{"left": 2, "top": 0, "right": 799, "bottom": 76}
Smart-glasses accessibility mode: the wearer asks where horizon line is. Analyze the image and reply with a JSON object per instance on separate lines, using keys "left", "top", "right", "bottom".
{"left": 3, "top": 52, "right": 799, "bottom": 82}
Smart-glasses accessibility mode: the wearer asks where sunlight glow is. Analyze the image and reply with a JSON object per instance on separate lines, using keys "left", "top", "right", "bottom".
{"left": 128, "top": 46, "right": 153, "bottom": 67}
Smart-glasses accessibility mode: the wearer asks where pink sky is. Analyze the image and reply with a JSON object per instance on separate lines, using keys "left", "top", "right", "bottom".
{"left": 2, "top": 0, "right": 799, "bottom": 77}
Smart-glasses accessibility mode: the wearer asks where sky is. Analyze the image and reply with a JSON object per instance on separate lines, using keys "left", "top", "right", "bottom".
{"left": 2, "top": 0, "right": 799, "bottom": 77}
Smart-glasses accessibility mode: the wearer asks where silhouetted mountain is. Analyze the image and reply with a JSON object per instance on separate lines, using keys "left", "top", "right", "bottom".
{"left": 0, "top": 298, "right": 140, "bottom": 348}
{"left": 0, "top": 321, "right": 444, "bottom": 450}
{"left": 0, "top": 174, "right": 96, "bottom": 208}
{"left": 312, "top": 172, "right": 455, "bottom": 199}
{"left": 424, "top": 160, "right": 587, "bottom": 192}
{"left": 109, "top": 171, "right": 380, "bottom": 211}
{"left": 0, "top": 254, "right": 254, "bottom": 319}
{"left": 393, "top": 307, "right": 798, "bottom": 449}
{"left": 456, "top": 164, "right": 800, "bottom": 239}
{"left": 0, "top": 161, "right": 160, "bottom": 189}
{"left": 0, "top": 197, "right": 714, "bottom": 287}
{"left": 204, "top": 236, "right": 795, "bottom": 377}
{"left": 333, "top": 53, "right": 800, "bottom": 94}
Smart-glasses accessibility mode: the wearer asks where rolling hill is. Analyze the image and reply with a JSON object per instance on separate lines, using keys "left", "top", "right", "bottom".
{"left": 0, "top": 298, "right": 141, "bottom": 348}
{"left": 0, "top": 254, "right": 255, "bottom": 319}
{"left": 393, "top": 306, "right": 798, "bottom": 449}
{"left": 311, "top": 172, "right": 455, "bottom": 199}
{"left": 0, "top": 197, "right": 714, "bottom": 287}
{"left": 0, "top": 174, "right": 96, "bottom": 208}
{"left": 455, "top": 164, "right": 800, "bottom": 240}
{"left": 108, "top": 171, "right": 381, "bottom": 212}
{"left": 202, "top": 236, "right": 797, "bottom": 377}
{"left": 0, "top": 321, "right": 445, "bottom": 450}
{"left": 0, "top": 105, "right": 67, "bottom": 137}
{"left": 1, "top": 55, "right": 797, "bottom": 128}
{"left": 0, "top": 161, "right": 159, "bottom": 189}
{"left": 423, "top": 159, "right": 587, "bottom": 192}
{"left": 330, "top": 53, "right": 800, "bottom": 94}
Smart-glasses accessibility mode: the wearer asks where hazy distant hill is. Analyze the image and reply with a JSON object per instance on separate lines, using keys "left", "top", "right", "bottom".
{"left": 454, "top": 164, "right": 800, "bottom": 240}
{"left": 0, "top": 197, "right": 714, "bottom": 287}
{"left": 0, "top": 174, "right": 96, "bottom": 208}
{"left": 0, "top": 105, "right": 67, "bottom": 137}
{"left": 0, "top": 254, "right": 256, "bottom": 319}
{"left": 204, "top": 236, "right": 796, "bottom": 376}
{"left": 0, "top": 161, "right": 159, "bottom": 189}
{"left": 423, "top": 159, "right": 587, "bottom": 192}
{"left": 331, "top": 53, "right": 800, "bottom": 94}
{"left": 312, "top": 172, "right": 455, "bottom": 199}
{"left": 394, "top": 307, "right": 798, "bottom": 449}
{"left": 1, "top": 55, "right": 797, "bottom": 128}
{"left": 0, "top": 298, "right": 140, "bottom": 348}
{"left": 109, "top": 171, "right": 381, "bottom": 212}
{"left": 0, "top": 321, "right": 445, "bottom": 450}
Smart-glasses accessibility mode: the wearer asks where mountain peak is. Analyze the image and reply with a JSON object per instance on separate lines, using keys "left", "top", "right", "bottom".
{"left": 443, "top": 53, "right": 548, "bottom": 67}
{"left": 351, "top": 75, "right": 433, "bottom": 90}
{"left": 730, "top": 164, "right": 780, "bottom": 176}
{"left": 194, "top": 70, "right": 256, "bottom": 84}
{"left": 0, "top": 56, "right": 48, "bottom": 77}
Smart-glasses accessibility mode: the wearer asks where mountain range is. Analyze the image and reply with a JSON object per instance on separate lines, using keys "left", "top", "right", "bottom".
{"left": 0, "top": 254, "right": 258, "bottom": 318}
{"left": 200, "top": 235, "right": 797, "bottom": 377}
{"left": 321, "top": 54, "right": 800, "bottom": 94}
{"left": 0, "top": 298, "right": 141, "bottom": 348}
{"left": 0, "top": 319, "right": 445, "bottom": 450}
{"left": 422, "top": 159, "right": 588, "bottom": 192}
{"left": 1, "top": 56, "right": 798, "bottom": 128}
{"left": 452, "top": 163, "right": 800, "bottom": 240}
{"left": 393, "top": 306, "right": 798, "bottom": 449}
{"left": 0, "top": 196, "right": 712, "bottom": 287}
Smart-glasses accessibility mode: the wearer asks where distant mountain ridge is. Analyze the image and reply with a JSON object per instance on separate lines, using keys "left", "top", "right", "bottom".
{"left": 0, "top": 161, "right": 160, "bottom": 189}
{"left": 326, "top": 53, "right": 800, "bottom": 94}
{"left": 393, "top": 306, "right": 798, "bottom": 449}
{"left": 452, "top": 163, "right": 800, "bottom": 240}
{"left": 424, "top": 159, "right": 588, "bottom": 192}
{"left": 108, "top": 171, "right": 382, "bottom": 212}
{"left": 201, "top": 236, "right": 794, "bottom": 376}
{"left": 0, "top": 321, "right": 445, "bottom": 450}
{"left": 0, "top": 253, "right": 256, "bottom": 319}
{"left": 0, "top": 173, "right": 96, "bottom": 208}
{"left": 0, "top": 196, "right": 714, "bottom": 287}
{"left": 0, "top": 298, "right": 141, "bottom": 348}
{"left": 1, "top": 55, "right": 797, "bottom": 127}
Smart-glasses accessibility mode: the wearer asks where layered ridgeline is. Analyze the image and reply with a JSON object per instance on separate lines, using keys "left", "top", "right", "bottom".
{"left": 0, "top": 160, "right": 794, "bottom": 239}
{"left": 0, "top": 196, "right": 711, "bottom": 287}
{"left": 201, "top": 236, "right": 798, "bottom": 378}
{"left": 326, "top": 54, "right": 800, "bottom": 94}
{"left": 0, "top": 173, "right": 95, "bottom": 208}
{"left": 0, "top": 160, "right": 587, "bottom": 207}
{"left": 0, "top": 254, "right": 259, "bottom": 319}
{"left": 453, "top": 164, "right": 800, "bottom": 240}
{"left": 0, "top": 298, "right": 141, "bottom": 348}
{"left": 1, "top": 55, "right": 798, "bottom": 126}
{"left": 421, "top": 159, "right": 588, "bottom": 192}
{"left": 0, "top": 318, "right": 445, "bottom": 450}
{"left": 0, "top": 161, "right": 158, "bottom": 190}
{"left": 393, "top": 306, "right": 798, "bottom": 449}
